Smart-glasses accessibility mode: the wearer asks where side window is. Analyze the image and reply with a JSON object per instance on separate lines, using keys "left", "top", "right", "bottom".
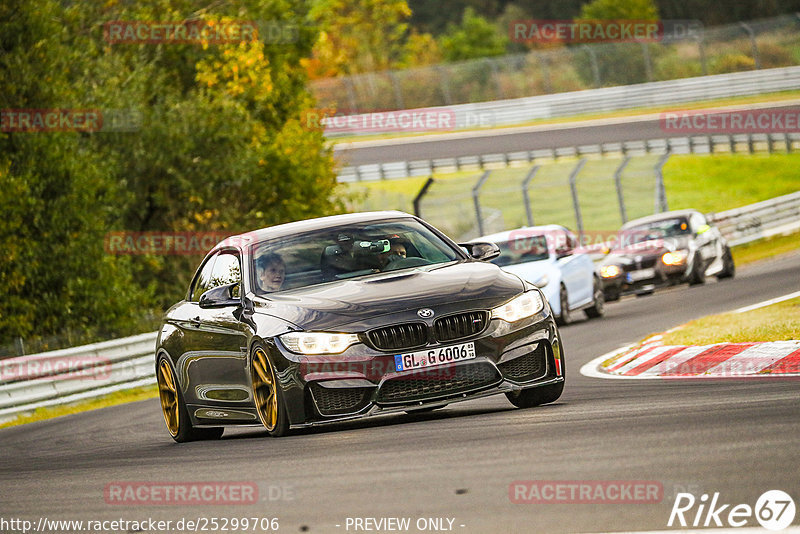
{"left": 190, "top": 255, "right": 217, "bottom": 302}
{"left": 554, "top": 231, "right": 573, "bottom": 257}
{"left": 208, "top": 252, "right": 242, "bottom": 298}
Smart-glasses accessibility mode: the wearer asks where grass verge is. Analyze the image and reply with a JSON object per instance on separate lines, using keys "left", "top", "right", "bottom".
{"left": 0, "top": 384, "right": 157, "bottom": 430}
{"left": 731, "top": 230, "right": 800, "bottom": 266}
{"left": 660, "top": 297, "right": 800, "bottom": 346}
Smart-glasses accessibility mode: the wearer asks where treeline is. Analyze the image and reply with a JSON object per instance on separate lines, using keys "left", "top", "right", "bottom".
{"left": 0, "top": 0, "right": 343, "bottom": 349}
{"left": 307, "top": 0, "right": 800, "bottom": 78}
{"left": 410, "top": 0, "right": 800, "bottom": 33}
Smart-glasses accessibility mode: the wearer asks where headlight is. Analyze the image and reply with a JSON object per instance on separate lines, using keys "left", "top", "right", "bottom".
{"left": 600, "top": 265, "right": 621, "bottom": 278}
{"left": 491, "top": 291, "right": 544, "bottom": 323}
{"left": 534, "top": 274, "right": 549, "bottom": 288}
{"left": 662, "top": 250, "right": 689, "bottom": 266}
{"left": 280, "top": 332, "right": 360, "bottom": 355}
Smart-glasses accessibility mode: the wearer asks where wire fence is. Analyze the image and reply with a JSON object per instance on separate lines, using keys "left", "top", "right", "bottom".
{"left": 311, "top": 14, "right": 800, "bottom": 112}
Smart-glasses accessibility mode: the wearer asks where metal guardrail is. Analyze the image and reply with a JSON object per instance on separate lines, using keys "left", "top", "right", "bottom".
{"left": 0, "top": 191, "right": 798, "bottom": 422}
{"left": 330, "top": 66, "right": 800, "bottom": 143}
{"left": 339, "top": 132, "right": 800, "bottom": 182}
{"left": 709, "top": 190, "right": 800, "bottom": 246}
{"left": 0, "top": 332, "right": 157, "bottom": 422}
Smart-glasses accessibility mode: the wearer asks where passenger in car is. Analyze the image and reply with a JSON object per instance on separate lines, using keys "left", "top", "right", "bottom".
{"left": 257, "top": 253, "right": 286, "bottom": 292}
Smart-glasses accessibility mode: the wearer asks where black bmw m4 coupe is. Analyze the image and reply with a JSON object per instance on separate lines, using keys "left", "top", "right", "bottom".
{"left": 155, "top": 211, "right": 565, "bottom": 441}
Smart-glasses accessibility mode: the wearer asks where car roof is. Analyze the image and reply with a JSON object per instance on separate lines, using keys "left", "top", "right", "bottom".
{"left": 472, "top": 225, "right": 569, "bottom": 242}
{"left": 620, "top": 209, "right": 701, "bottom": 230}
{"left": 212, "top": 211, "right": 415, "bottom": 253}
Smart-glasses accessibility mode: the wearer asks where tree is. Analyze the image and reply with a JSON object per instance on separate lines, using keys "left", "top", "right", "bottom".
{"left": 0, "top": 0, "right": 344, "bottom": 346}
{"left": 439, "top": 7, "right": 509, "bottom": 62}
{"left": 308, "top": 0, "right": 413, "bottom": 76}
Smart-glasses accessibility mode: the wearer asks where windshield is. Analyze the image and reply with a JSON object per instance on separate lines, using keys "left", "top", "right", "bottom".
{"left": 250, "top": 218, "right": 460, "bottom": 294}
{"left": 617, "top": 217, "right": 690, "bottom": 248}
{"left": 490, "top": 234, "right": 550, "bottom": 267}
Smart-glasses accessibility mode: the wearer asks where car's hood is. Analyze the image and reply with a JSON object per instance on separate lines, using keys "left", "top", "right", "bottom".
{"left": 252, "top": 261, "right": 524, "bottom": 331}
{"left": 495, "top": 260, "right": 553, "bottom": 285}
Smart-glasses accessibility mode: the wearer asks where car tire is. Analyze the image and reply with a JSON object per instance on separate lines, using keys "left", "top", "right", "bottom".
{"left": 584, "top": 277, "right": 605, "bottom": 319}
{"left": 156, "top": 356, "right": 224, "bottom": 443}
{"left": 717, "top": 246, "right": 735, "bottom": 279}
{"left": 251, "top": 344, "right": 290, "bottom": 438}
{"left": 688, "top": 257, "right": 706, "bottom": 286}
{"left": 556, "top": 284, "right": 571, "bottom": 325}
{"left": 505, "top": 382, "right": 564, "bottom": 408}
{"left": 604, "top": 288, "right": 620, "bottom": 302}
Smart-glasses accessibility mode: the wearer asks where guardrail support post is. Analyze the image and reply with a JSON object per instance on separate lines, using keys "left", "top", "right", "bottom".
{"left": 413, "top": 177, "right": 435, "bottom": 218}
{"left": 472, "top": 171, "right": 492, "bottom": 237}
{"left": 568, "top": 158, "right": 587, "bottom": 238}
{"left": 654, "top": 153, "right": 670, "bottom": 213}
{"left": 614, "top": 157, "right": 631, "bottom": 224}
{"left": 695, "top": 35, "right": 708, "bottom": 76}
{"left": 538, "top": 54, "right": 553, "bottom": 93}
{"left": 729, "top": 134, "right": 736, "bottom": 153}
{"left": 738, "top": 22, "right": 761, "bottom": 69}
{"left": 641, "top": 43, "right": 653, "bottom": 82}
{"left": 522, "top": 165, "right": 540, "bottom": 227}
{"left": 389, "top": 71, "right": 405, "bottom": 110}
{"left": 582, "top": 46, "right": 601, "bottom": 87}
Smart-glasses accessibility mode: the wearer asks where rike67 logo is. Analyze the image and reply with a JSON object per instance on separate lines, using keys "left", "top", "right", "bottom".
{"left": 669, "top": 490, "right": 796, "bottom": 531}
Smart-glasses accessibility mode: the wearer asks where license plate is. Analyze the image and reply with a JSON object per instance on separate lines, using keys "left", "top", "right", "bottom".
{"left": 627, "top": 268, "right": 655, "bottom": 282}
{"left": 395, "top": 342, "right": 476, "bottom": 372}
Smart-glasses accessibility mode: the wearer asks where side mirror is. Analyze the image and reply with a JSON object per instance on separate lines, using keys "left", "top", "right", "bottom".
{"left": 556, "top": 248, "right": 573, "bottom": 260}
{"left": 199, "top": 282, "right": 241, "bottom": 308}
{"left": 460, "top": 242, "right": 500, "bottom": 262}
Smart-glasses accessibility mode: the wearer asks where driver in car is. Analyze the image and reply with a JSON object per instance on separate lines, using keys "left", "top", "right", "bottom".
{"left": 379, "top": 238, "right": 408, "bottom": 269}
{"left": 256, "top": 253, "right": 286, "bottom": 292}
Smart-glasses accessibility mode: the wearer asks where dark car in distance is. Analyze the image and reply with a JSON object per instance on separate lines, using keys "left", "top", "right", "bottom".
{"left": 155, "top": 211, "right": 565, "bottom": 441}
{"left": 598, "top": 209, "right": 735, "bottom": 301}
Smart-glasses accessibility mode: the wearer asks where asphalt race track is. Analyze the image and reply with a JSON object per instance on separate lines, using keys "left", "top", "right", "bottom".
{"left": 1, "top": 253, "right": 798, "bottom": 533}
{"left": 333, "top": 103, "right": 800, "bottom": 167}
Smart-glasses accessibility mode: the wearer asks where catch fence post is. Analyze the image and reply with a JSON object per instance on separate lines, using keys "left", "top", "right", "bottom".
{"left": 568, "top": 158, "right": 587, "bottom": 238}
{"left": 654, "top": 153, "right": 671, "bottom": 213}
{"left": 614, "top": 156, "right": 631, "bottom": 224}
{"left": 472, "top": 171, "right": 492, "bottom": 237}
{"left": 522, "top": 165, "right": 540, "bottom": 227}
{"left": 413, "top": 177, "right": 435, "bottom": 218}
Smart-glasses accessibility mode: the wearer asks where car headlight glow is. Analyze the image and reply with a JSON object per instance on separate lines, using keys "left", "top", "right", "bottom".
{"left": 662, "top": 250, "right": 689, "bottom": 266}
{"left": 600, "top": 265, "right": 621, "bottom": 278}
{"left": 280, "top": 332, "right": 360, "bottom": 355}
{"left": 491, "top": 291, "right": 544, "bottom": 323}
{"left": 534, "top": 274, "right": 550, "bottom": 288}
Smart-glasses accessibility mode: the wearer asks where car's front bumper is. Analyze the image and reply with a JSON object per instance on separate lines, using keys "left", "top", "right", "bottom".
{"left": 269, "top": 311, "right": 563, "bottom": 427}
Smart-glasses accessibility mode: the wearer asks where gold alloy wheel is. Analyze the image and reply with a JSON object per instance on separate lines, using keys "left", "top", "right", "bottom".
{"left": 157, "top": 359, "right": 180, "bottom": 437}
{"left": 252, "top": 347, "right": 279, "bottom": 431}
